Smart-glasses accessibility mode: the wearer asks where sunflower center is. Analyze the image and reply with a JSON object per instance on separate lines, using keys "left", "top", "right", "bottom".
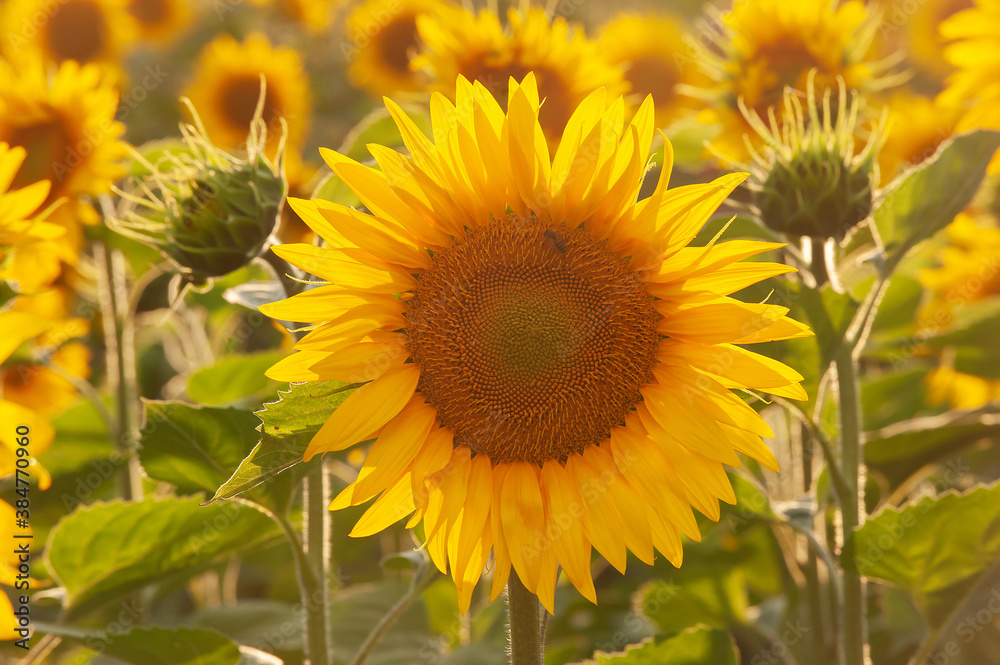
{"left": 47, "top": 0, "right": 107, "bottom": 64}
{"left": 378, "top": 14, "right": 420, "bottom": 75}
{"left": 405, "top": 214, "right": 659, "bottom": 464}
{"left": 129, "top": 0, "right": 169, "bottom": 25}
{"left": 220, "top": 75, "right": 280, "bottom": 135}
{"left": 7, "top": 121, "right": 73, "bottom": 195}
{"left": 627, "top": 55, "right": 679, "bottom": 105}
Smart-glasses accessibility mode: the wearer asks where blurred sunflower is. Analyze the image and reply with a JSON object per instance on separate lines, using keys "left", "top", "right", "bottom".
{"left": 0, "top": 143, "right": 64, "bottom": 256}
{"left": 697, "top": 0, "right": 895, "bottom": 163}
{"left": 940, "top": 0, "right": 1000, "bottom": 173}
{"left": 276, "top": 153, "right": 321, "bottom": 245}
{"left": 0, "top": 0, "right": 136, "bottom": 70}
{"left": 126, "top": 0, "right": 192, "bottom": 45}
{"left": 185, "top": 32, "right": 311, "bottom": 156}
{"left": 876, "top": 0, "right": 974, "bottom": 81}
{"left": 1, "top": 499, "right": 31, "bottom": 640}
{"left": 877, "top": 92, "right": 963, "bottom": 183}
{"left": 598, "top": 13, "right": 709, "bottom": 129}
{"left": 345, "top": 0, "right": 446, "bottom": 97}
{"left": 920, "top": 212, "right": 1000, "bottom": 407}
{"left": 278, "top": 0, "right": 347, "bottom": 36}
{"left": 2, "top": 288, "right": 91, "bottom": 417}
{"left": 0, "top": 58, "right": 127, "bottom": 290}
{"left": 414, "top": 6, "right": 627, "bottom": 141}
{"left": 0, "top": 309, "right": 56, "bottom": 489}
{"left": 261, "top": 74, "right": 810, "bottom": 612}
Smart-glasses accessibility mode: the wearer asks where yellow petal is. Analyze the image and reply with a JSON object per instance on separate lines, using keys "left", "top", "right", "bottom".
{"left": 540, "top": 460, "right": 596, "bottom": 604}
{"left": 564, "top": 451, "right": 628, "bottom": 574}
{"left": 500, "top": 462, "right": 546, "bottom": 593}
{"left": 303, "top": 363, "right": 421, "bottom": 460}
{"left": 349, "top": 473, "right": 415, "bottom": 538}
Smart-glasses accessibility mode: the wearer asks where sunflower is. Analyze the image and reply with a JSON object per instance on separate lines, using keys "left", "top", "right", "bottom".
{"left": 696, "top": 0, "right": 893, "bottom": 163}
{"left": 276, "top": 0, "right": 347, "bottom": 36}
{"left": 939, "top": 0, "right": 1000, "bottom": 173}
{"left": 919, "top": 212, "right": 1000, "bottom": 407}
{"left": 261, "top": 74, "right": 810, "bottom": 612}
{"left": 597, "top": 13, "right": 710, "bottom": 129}
{"left": 126, "top": 0, "right": 192, "bottom": 45}
{"left": 0, "top": 309, "right": 56, "bottom": 489}
{"left": 876, "top": 92, "right": 963, "bottom": 184}
{"left": 0, "top": 0, "right": 136, "bottom": 70}
{"left": 0, "top": 143, "right": 64, "bottom": 256}
{"left": 0, "top": 58, "right": 127, "bottom": 290}
{"left": 414, "top": 6, "right": 628, "bottom": 142}
{"left": 876, "top": 0, "right": 974, "bottom": 81}
{"left": 184, "top": 31, "right": 311, "bottom": 156}
{"left": 344, "top": 0, "right": 446, "bottom": 97}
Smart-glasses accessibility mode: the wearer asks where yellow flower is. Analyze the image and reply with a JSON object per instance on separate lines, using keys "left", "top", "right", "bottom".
{"left": 344, "top": 0, "right": 446, "bottom": 97}
{"left": 877, "top": 92, "right": 963, "bottom": 183}
{"left": 271, "top": 0, "right": 347, "bottom": 36}
{"left": 277, "top": 153, "right": 322, "bottom": 245}
{"left": 126, "top": 0, "right": 192, "bottom": 45}
{"left": 919, "top": 212, "right": 1000, "bottom": 407}
{"left": 261, "top": 74, "right": 810, "bottom": 613}
{"left": 875, "top": 0, "right": 974, "bottom": 80}
{"left": 598, "top": 13, "right": 710, "bottom": 129}
{"left": 0, "top": 310, "right": 57, "bottom": 489}
{"left": 0, "top": 143, "right": 64, "bottom": 256}
{"left": 697, "top": 0, "right": 891, "bottom": 163}
{"left": 0, "top": 0, "right": 137, "bottom": 70}
{"left": 414, "top": 6, "right": 628, "bottom": 142}
{"left": 940, "top": 0, "right": 1000, "bottom": 173}
{"left": 0, "top": 58, "right": 127, "bottom": 290}
{"left": 184, "top": 31, "right": 311, "bottom": 156}
{"left": 0, "top": 499, "right": 32, "bottom": 641}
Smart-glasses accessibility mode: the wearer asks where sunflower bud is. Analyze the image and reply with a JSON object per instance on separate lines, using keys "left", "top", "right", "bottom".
{"left": 743, "top": 73, "right": 882, "bottom": 241}
{"left": 111, "top": 94, "right": 286, "bottom": 282}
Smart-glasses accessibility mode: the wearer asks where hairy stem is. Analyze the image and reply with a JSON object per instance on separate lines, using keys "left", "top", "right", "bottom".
{"left": 276, "top": 505, "right": 330, "bottom": 665}
{"left": 303, "top": 464, "right": 332, "bottom": 665}
{"left": 507, "top": 571, "right": 543, "bottom": 665}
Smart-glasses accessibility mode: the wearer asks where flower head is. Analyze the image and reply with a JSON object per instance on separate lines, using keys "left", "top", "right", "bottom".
{"left": 744, "top": 75, "right": 882, "bottom": 240}
{"left": 696, "top": 0, "right": 896, "bottom": 162}
{"left": 111, "top": 99, "right": 286, "bottom": 282}
{"left": 261, "top": 74, "right": 810, "bottom": 612}
{"left": 184, "top": 32, "right": 311, "bottom": 157}
{"left": 126, "top": 0, "right": 193, "bottom": 45}
{"left": 414, "top": 6, "right": 627, "bottom": 142}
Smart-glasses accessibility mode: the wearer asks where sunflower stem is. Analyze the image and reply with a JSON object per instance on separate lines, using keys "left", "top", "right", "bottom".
{"left": 835, "top": 345, "right": 868, "bottom": 665}
{"left": 507, "top": 571, "right": 544, "bottom": 665}
{"left": 303, "top": 463, "right": 333, "bottom": 665}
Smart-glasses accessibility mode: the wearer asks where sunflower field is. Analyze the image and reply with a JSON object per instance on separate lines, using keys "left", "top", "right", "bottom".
{"left": 2, "top": 0, "right": 1000, "bottom": 664}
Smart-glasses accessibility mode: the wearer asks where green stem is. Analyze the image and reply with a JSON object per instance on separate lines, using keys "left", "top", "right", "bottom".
{"left": 275, "top": 507, "right": 330, "bottom": 665}
{"left": 304, "top": 463, "right": 332, "bottom": 665}
{"left": 835, "top": 345, "right": 868, "bottom": 665}
{"left": 95, "top": 244, "right": 143, "bottom": 502}
{"left": 507, "top": 571, "right": 543, "bottom": 665}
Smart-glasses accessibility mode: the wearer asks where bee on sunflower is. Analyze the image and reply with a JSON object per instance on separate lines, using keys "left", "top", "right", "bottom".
{"left": 260, "top": 73, "right": 810, "bottom": 613}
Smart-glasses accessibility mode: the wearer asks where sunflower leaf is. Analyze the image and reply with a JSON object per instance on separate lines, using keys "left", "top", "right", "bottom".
{"left": 847, "top": 482, "right": 1000, "bottom": 629}
{"left": 209, "top": 380, "right": 355, "bottom": 506}
{"left": 46, "top": 497, "right": 283, "bottom": 621}
{"left": 34, "top": 624, "right": 241, "bottom": 665}
{"left": 572, "top": 629, "right": 738, "bottom": 665}
{"left": 186, "top": 351, "right": 287, "bottom": 406}
{"left": 874, "top": 129, "right": 1000, "bottom": 273}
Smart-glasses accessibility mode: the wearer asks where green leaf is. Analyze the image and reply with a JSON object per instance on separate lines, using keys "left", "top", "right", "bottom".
{"left": 36, "top": 624, "right": 240, "bottom": 665}
{"left": 637, "top": 573, "right": 747, "bottom": 633}
{"left": 210, "top": 381, "right": 355, "bottom": 503}
{"left": 848, "top": 482, "right": 1000, "bottom": 627}
{"left": 40, "top": 398, "right": 113, "bottom": 478}
{"left": 329, "top": 581, "right": 436, "bottom": 665}
{"left": 139, "top": 402, "right": 261, "bottom": 496}
{"left": 312, "top": 169, "right": 361, "bottom": 208}
{"left": 46, "top": 497, "right": 283, "bottom": 620}
{"left": 864, "top": 408, "right": 1000, "bottom": 489}
{"left": 186, "top": 601, "right": 302, "bottom": 655}
{"left": 186, "top": 352, "right": 287, "bottom": 406}
{"left": 575, "top": 629, "right": 738, "bottom": 665}
{"left": 874, "top": 130, "right": 1000, "bottom": 272}
{"left": 788, "top": 282, "right": 859, "bottom": 371}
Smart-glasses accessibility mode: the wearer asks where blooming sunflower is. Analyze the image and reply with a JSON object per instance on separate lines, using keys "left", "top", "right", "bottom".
{"left": 184, "top": 31, "right": 311, "bottom": 156}
{"left": 126, "top": 0, "right": 192, "bottom": 45}
{"left": 597, "top": 13, "right": 710, "bottom": 129}
{"left": 261, "top": 74, "right": 810, "bottom": 612}
{"left": 344, "top": 0, "right": 446, "bottom": 98}
{"left": 696, "top": 0, "right": 894, "bottom": 163}
{"left": 0, "top": 58, "right": 127, "bottom": 290}
{"left": 414, "top": 6, "right": 628, "bottom": 142}
{"left": 876, "top": 0, "right": 974, "bottom": 81}
{"left": 876, "top": 92, "right": 963, "bottom": 184}
{"left": 0, "top": 0, "right": 136, "bottom": 70}
{"left": 919, "top": 212, "right": 1000, "bottom": 408}
{"left": 0, "top": 143, "right": 64, "bottom": 257}
{"left": 939, "top": 0, "right": 1000, "bottom": 173}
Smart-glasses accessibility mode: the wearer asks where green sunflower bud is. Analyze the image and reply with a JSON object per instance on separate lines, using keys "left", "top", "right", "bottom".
{"left": 744, "top": 73, "right": 882, "bottom": 241}
{"left": 111, "top": 94, "right": 286, "bottom": 282}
